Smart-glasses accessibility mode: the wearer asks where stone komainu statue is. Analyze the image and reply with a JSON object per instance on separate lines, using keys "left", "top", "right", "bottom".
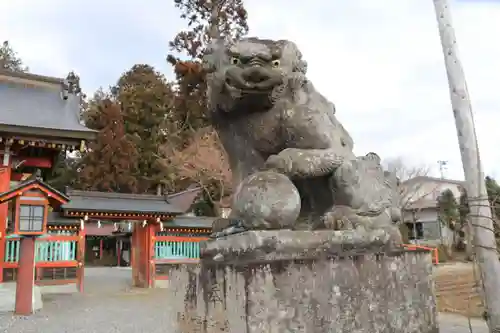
{"left": 204, "top": 37, "right": 402, "bottom": 244}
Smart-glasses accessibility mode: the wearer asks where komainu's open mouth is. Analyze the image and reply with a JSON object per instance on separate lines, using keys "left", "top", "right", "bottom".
{"left": 224, "top": 66, "right": 283, "bottom": 94}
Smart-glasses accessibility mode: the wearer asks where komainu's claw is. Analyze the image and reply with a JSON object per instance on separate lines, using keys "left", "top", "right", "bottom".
{"left": 210, "top": 218, "right": 248, "bottom": 239}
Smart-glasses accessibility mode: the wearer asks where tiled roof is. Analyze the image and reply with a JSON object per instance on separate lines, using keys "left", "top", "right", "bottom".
{"left": 0, "top": 72, "right": 95, "bottom": 140}
{"left": 47, "top": 212, "right": 80, "bottom": 226}
{"left": 165, "top": 185, "right": 201, "bottom": 212}
{"left": 0, "top": 179, "right": 69, "bottom": 204}
{"left": 401, "top": 176, "right": 465, "bottom": 186}
{"left": 167, "top": 216, "right": 214, "bottom": 228}
{"left": 63, "top": 190, "right": 185, "bottom": 215}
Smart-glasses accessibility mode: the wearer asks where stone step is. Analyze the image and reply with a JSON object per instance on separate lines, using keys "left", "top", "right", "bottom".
{"left": 436, "top": 285, "right": 476, "bottom": 291}
{"left": 435, "top": 275, "right": 476, "bottom": 284}
{"left": 436, "top": 290, "right": 479, "bottom": 299}
{"left": 434, "top": 266, "right": 484, "bottom": 317}
{"left": 436, "top": 278, "right": 477, "bottom": 286}
{"left": 434, "top": 279, "right": 476, "bottom": 287}
{"left": 435, "top": 277, "right": 477, "bottom": 287}
{"left": 436, "top": 274, "right": 475, "bottom": 281}
{"left": 437, "top": 295, "right": 482, "bottom": 307}
{"left": 436, "top": 286, "right": 479, "bottom": 295}
{"left": 437, "top": 300, "right": 483, "bottom": 313}
{"left": 435, "top": 271, "right": 476, "bottom": 279}
{"left": 436, "top": 283, "right": 478, "bottom": 293}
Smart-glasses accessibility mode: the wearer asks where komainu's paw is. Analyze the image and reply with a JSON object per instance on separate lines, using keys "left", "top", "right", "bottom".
{"left": 379, "top": 225, "right": 403, "bottom": 247}
{"left": 210, "top": 218, "right": 247, "bottom": 239}
{"left": 321, "top": 206, "right": 358, "bottom": 230}
{"left": 263, "top": 153, "right": 293, "bottom": 175}
{"left": 211, "top": 217, "right": 232, "bottom": 233}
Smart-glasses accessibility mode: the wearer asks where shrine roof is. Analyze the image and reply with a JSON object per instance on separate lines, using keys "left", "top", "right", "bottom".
{"left": 167, "top": 216, "right": 214, "bottom": 228}
{"left": 0, "top": 178, "right": 69, "bottom": 205}
{"left": 0, "top": 70, "right": 96, "bottom": 141}
{"left": 62, "top": 189, "right": 186, "bottom": 216}
{"left": 163, "top": 185, "right": 201, "bottom": 212}
{"left": 47, "top": 212, "right": 80, "bottom": 226}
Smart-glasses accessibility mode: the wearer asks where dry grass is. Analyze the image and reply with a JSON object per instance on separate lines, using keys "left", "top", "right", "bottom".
{"left": 435, "top": 264, "right": 484, "bottom": 317}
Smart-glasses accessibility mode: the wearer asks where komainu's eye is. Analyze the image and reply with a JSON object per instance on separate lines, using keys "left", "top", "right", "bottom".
{"left": 272, "top": 60, "right": 281, "bottom": 67}
{"left": 231, "top": 57, "right": 240, "bottom": 65}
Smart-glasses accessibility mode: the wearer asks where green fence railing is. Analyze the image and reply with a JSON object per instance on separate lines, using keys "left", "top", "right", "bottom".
{"left": 154, "top": 241, "right": 200, "bottom": 260}
{"left": 154, "top": 238, "right": 202, "bottom": 260}
{"left": 4, "top": 230, "right": 77, "bottom": 264}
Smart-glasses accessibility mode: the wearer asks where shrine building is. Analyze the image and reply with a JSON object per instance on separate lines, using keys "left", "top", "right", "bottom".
{"left": 0, "top": 69, "right": 213, "bottom": 292}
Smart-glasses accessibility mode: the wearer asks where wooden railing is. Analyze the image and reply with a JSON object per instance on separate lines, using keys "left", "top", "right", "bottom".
{"left": 153, "top": 235, "right": 208, "bottom": 280}
{"left": 3, "top": 230, "right": 83, "bottom": 288}
{"left": 154, "top": 236, "right": 208, "bottom": 263}
{"left": 5, "top": 231, "right": 77, "bottom": 264}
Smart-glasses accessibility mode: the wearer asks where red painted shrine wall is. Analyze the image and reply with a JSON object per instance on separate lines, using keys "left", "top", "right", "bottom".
{"left": 0, "top": 158, "right": 11, "bottom": 282}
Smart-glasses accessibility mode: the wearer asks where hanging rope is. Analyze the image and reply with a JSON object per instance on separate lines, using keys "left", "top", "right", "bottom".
{"left": 461, "top": 195, "right": 500, "bottom": 333}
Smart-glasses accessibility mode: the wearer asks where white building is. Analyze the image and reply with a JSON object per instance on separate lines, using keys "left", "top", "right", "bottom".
{"left": 400, "top": 176, "right": 464, "bottom": 246}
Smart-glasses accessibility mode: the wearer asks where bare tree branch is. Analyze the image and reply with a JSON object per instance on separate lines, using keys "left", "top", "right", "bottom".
{"left": 384, "top": 157, "right": 434, "bottom": 209}
{"left": 161, "top": 127, "right": 232, "bottom": 211}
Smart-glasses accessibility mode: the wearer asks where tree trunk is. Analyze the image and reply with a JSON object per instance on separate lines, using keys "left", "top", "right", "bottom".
{"left": 433, "top": 0, "right": 500, "bottom": 330}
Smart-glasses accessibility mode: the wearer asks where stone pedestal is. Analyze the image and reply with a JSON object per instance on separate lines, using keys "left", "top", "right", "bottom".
{"left": 166, "top": 230, "right": 439, "bottom": 333}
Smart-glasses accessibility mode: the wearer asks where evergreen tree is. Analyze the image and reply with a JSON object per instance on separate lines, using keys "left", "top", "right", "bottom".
{"left": 437, "top": 189, "right": 460, "bottom": 230}
{"left": 458, "top": 186, "right": 470, "bottom": 228}
{"left": 0, "top": 41, "right": 28, "bottom": 72}
{"left": 45, "top": 72, "right": 88, "bottom": 189}
{"left": 164, "top": 0, "right": 249, "bottom": 211}
{"left": 485, "top": 176, "right": 500, "bottom": 219}
{"left": 112, "top": 64, "right": 177, "bottom": 194}
{"left": 81, "top": 88, "right": 110, "bottom": 128}
{"left": 78, "top": 100, "right": 140, "bottom": 193}
{"left": 167, "top": 0, "right": 249, "bottom": 140}
{"left": 47, "top": 151, "right": 81, "bottom": 192}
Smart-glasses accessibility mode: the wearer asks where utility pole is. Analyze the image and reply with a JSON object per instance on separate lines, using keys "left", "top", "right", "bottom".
{"left": 432, "top": 0, "right": 500, "bottom": 331}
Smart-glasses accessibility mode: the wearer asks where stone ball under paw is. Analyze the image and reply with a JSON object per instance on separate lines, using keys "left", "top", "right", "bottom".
{"left": 232, "top": 171, "right": 301, "bottom": 229}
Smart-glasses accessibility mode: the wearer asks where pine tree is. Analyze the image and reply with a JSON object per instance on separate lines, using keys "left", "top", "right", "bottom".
{"left": 167, "top": 0, "right": 249, "bottom": 139}
{"left": 112, "top": 64, "right": 177, "bottom": 194}
{"left": 0, "top": 41, "right": 28, "bottom": 72}
{"left": 164, "top": 0, "right": 249, "bottom": 210}
{"left": 169, "top": 0, "right": 248, "bottom": 57}
{"left": 78, "top": 100, "right": 140, "bottom": 193}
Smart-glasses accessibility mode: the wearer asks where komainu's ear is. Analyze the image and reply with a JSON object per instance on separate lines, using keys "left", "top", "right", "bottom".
{"left": 277, "top": 40, "right": 308, "bottom": 74}
{"left": 365, "top": 152, "right": 381, "bottom": 165}
{"left": 203, "top": 38, "right": 229, "bottom": 73}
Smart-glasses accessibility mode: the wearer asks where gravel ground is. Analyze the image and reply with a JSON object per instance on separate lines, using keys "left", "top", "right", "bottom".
{"left": 0, "top": 267, "right": 488, "bottom": 333}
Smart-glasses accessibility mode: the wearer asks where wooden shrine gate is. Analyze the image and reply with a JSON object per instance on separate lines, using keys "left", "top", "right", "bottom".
{"left": 3, "top": 229, "right": 85, "bottom": 291}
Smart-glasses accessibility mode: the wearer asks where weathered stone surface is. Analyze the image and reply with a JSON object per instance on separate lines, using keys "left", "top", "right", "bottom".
{"left": 201, "top": 229, "right": 395, "bottom": 263}
{"left": 204, "top": 37, "right": 402, "bottom": 243}
{"left": 166, "top": 230, "right": 438, "bottom": 333}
